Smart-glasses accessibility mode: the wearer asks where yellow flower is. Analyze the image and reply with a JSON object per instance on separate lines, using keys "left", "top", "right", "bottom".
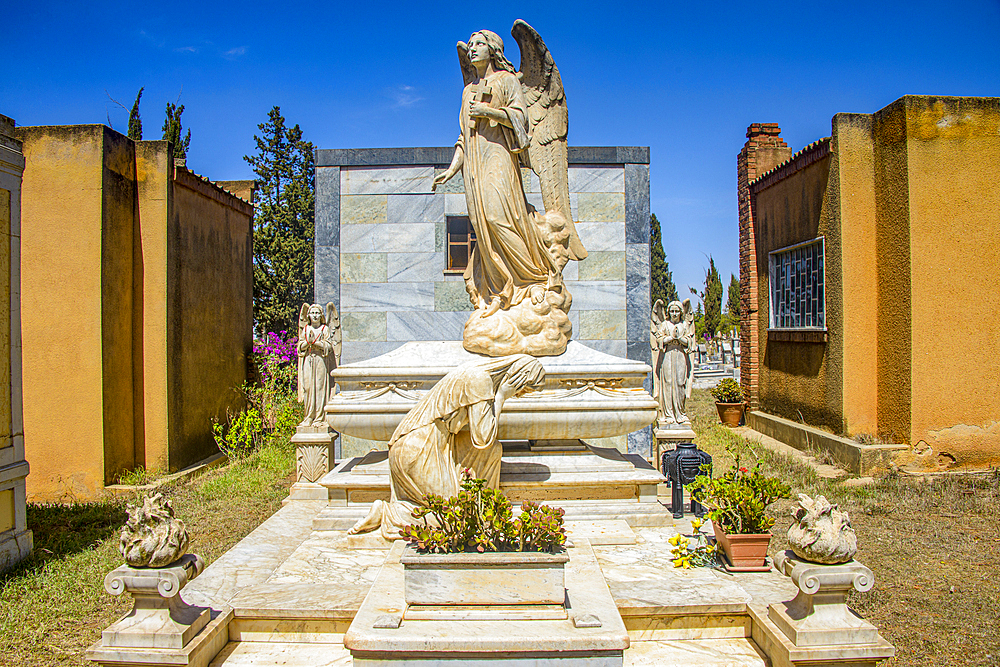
{"left": 669, "top": 534, "right": 682, "bottom": 546}
{"left": 691, "top": 518, "right": 703, "bottom": 531}
{"left": 673, "top": 558, "right": 684, "bottom": 568}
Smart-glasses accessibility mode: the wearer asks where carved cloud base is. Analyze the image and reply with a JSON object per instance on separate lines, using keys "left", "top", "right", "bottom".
{"left": 462, "top": 289, "right": 572, "bottom": 357}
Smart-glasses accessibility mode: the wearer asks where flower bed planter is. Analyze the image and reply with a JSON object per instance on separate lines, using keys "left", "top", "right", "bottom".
{"left": 400, "top": 547, "right": 568, "bottom": 606}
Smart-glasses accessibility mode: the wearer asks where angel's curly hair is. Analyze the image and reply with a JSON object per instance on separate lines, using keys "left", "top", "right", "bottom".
{"left": 470, "top": 30, "right": 516, "bottom": 74}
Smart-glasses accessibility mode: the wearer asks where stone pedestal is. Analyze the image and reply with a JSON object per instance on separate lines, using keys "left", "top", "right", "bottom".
{"left": 99, "top": 554, "right": 209, "bottom": 649}
{"left": 750, "top": 550, "right": 895, "bottom": 666}
{"left": 287, "top": 425, "right": 339, "bottom": 501}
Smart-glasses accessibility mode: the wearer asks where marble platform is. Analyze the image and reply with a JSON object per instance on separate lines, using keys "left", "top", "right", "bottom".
{"left": 154, "top": 499, "right": 829, "bottom": 667}
{"left": 325, "top": 341, "right": 658, "bottom": 441}
{"left": 314, "top": 440, "right": 673, "bottom": 533}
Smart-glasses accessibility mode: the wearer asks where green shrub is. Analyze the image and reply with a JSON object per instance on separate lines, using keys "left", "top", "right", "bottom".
{"left": 710, "top": 378, "right": 744, "bottom": 403}
{"left": 402, "top": 475, "right": 566, "bottom": 554}
{"left": 687, "top": 445, "right": 790, "bottom": 534}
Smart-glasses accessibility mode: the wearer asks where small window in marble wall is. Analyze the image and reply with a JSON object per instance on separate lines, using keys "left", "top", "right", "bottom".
{"left": 768, "top": 237, "right": 825, "bottom": 330}
{"left": 446, "top": 216, "right": 476, "bottom": 272}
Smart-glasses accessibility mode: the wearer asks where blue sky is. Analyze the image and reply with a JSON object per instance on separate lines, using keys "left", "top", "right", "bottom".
{"left": 3, "top": 1, "right": 998, "bottom": 298}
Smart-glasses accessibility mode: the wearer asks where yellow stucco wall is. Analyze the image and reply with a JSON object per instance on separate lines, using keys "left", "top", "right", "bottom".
{"left": 0, "top": 188, "right": 10, "bottom": 451}
{"left": 901, "top": 96, "right": 1000, "bottom": 468}
{"left": 831, "top": 114, "right": 879, "bottom": 436}
{"left": 17, "top": 126, "right": 111, "bottom": 500}
{"left": 135, "top": 141, "right": 172, "bottom": 473}
{"left": 169, "top": 172, "right": 252, "bottom": 470}
{"left": 754, "top": 154, "right": 842, "bottom": 431}
{"left": 0, "top": 489, "right": 12, "bottom": 533}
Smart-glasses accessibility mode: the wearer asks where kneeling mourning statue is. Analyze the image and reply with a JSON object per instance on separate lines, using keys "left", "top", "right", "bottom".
{"left": 662, "top": 442, "right": 712, "bottom": 519}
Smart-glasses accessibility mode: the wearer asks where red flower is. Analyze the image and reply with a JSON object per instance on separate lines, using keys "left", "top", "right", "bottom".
{"left": 739, "top": 467, "right": 749, "bottom": 473}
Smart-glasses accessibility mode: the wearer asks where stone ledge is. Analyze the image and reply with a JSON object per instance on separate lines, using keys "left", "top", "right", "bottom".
{"left": 747, "top": 412, "right": 906, "bottom": 475}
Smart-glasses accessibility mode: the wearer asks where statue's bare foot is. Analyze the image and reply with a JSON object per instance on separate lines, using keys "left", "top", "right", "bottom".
{"left": 480, "top": 298, "right": 502, "bottom": 318}
{"left": 347, "top": 500, "right": 384, "bottom": 535}
{"left": 530, "top": 285, "right": 545, "bottom": 305}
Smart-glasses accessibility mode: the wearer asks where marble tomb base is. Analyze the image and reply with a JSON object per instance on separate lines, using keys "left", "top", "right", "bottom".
{"left": 85, "top": 497, "right": 893, "bottom": 667}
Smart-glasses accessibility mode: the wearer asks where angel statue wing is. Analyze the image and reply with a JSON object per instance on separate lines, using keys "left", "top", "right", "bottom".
{"left": 681, "top": 298, "right": 694, "bottom": 332}
{"left": 296, "top": 303, "right": 310, "bottom": 403}
{"left": 324, "top": 302, "right": 342, "bottom": 368}
{"left": 511, "top": 19, "right": 586, "bottom": 261}
{"left": 650, "top": 299, "right": 667, "bottom": 346}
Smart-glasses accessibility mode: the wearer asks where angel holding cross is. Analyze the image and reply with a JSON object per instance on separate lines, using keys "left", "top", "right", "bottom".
{"left": 432, "top": 22, "right": 586, "bottom": 356}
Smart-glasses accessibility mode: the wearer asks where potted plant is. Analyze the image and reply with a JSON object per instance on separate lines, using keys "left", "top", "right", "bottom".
{"left": 686, "top": 450, "right": 790, "bottom": 570}
{"left": 711, "top": 378, "right": 745, "bottom": 427}
{"left": 400, "top": 475, "right": 568, "bottom": 606}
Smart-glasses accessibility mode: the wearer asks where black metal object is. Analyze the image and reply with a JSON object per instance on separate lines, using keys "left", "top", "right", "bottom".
{"left": 662, "top": 442, "right": 713, "bottom": 519}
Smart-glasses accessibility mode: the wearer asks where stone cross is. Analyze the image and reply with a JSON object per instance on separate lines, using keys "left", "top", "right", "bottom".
{"left": 469, "top": 79, "right": 494, "bottom": 130}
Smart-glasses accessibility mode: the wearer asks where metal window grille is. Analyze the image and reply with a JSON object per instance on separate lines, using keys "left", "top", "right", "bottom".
{"left": 770, "top": 239, "right": 825, "bottom": 329}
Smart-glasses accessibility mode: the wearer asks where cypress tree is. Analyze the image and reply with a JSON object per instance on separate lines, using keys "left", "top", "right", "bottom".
{"left": 649, "top": 213, "right": 678, "bottom": 306}
{"left": 703, "top": 257, "right": 723, "bottom": 338}
{"left": 162, "top": 102, "right": 191, "bottom": 161}
{"left": 726, "top": 273, "right": 740, "bottom": 319}
{"left": 245, "top": 106, "right": 315, "bottom": 335}
{"left": 127, "top": 87, "right": 143, "bottom": 140}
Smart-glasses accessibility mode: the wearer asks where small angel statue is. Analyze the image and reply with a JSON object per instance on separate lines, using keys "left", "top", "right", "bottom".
{"left": 432, "top": 20, "right": 586, "bottom": 357}
{"left": 296, "top": 303, "right": 341, "bottom": 428}
{"left": 651, "top": 299, "right": 696, "bottom": 426}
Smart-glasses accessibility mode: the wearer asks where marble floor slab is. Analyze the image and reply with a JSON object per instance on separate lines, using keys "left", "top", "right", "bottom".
{"left": 209, "top": 641, "right": 352, "bottom": 666}
{"left": 624, "top": 638, "right": 768, "bottom": 666}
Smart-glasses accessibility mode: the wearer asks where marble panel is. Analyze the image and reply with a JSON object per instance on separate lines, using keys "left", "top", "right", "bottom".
{"left": 387, "top": 253, "right": 443, "bottom": 283}
{"left": 562, "top": 260, "right": 579, "bottom": 281}
{"left": 568, "top": 281, "right": 626, "bottom": 310}
{"left": 342, "top": 312, "right": 387, "bottom": 342}
{"left": 579, "top": 251, "right": 626, "bottom": 281}
{"left": 341, "top": 167, "right": 434, "bottom": 195}
{"left": 526, "top": 192, "right": 544, "bottom": 212}
{"left": 577, "top": 222, "right": 625, "bottom": 252}
{"left": 569, "top": 166, "right": 625, "bottom": 193}
{"left": 314, "top": 246, "right": 340, "bottom": 307}
{"left": 585, "top": 434, "right": 627, "bottom": 453}
{"left": 574, "top": 338, "right": 627, "bottom": 358}
{"left": 624, "top": 638, "right": 767, "bottom": 666}
{"left": 342, "top": 223, "right": 436, "bottom": 253}
{"left": 341, "top": 283, "right": 434, "bottom": 312}
{"left": 340, "top": 342, "right": 404, "bottom": 366}
{"left": 341, "top": 195, "right": 387, "bottom": 225}
{"left": 434, "top": 221, "right": 445, "bottom": 252}
{"left": 387, "top": 311, "right": 467, "bottom": 341}
{"left": 341, "top": 253, "right": 387, "bottom": 284}
{"left": 340, "top": 434, "right": 386, "bottom": 459}
{"left": 520, "top": 167, "right": 541, "bottom": 193}
{"left": 625, "top": 164, "right": 650, "bottom": 244}
{"left": 386, "top": 194, "right": 444, "bottom": 223}
{"left": 434, "top": 281, "right": 474, "bottom": 311}
{"left": 578, "top": 310, "right": 627, "bottom": 341}
{"left": 445, "top": 193, "right": 467, "bottom": 215}
{"left": 578, "top": 193, "right": 625, "bottom": 223}
{"left": 628, "top": 427, "right": 653, "bottom": 457}
{"left": 315, "top": 166, "right": 340, "bottom": 247}
{"left": 626, "top": 243, "right": 651, "bottom": 343}
{"left": 432, "top": 168, "right": 465, "bottom": 193}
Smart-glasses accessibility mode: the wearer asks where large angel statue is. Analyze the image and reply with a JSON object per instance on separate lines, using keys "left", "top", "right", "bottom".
{"left": 650, "top": 299, "right": 696, "bottom": 427}
{"left": 432, "top": 20, "right": 586, "bottom": 357}
{"left": 296, "top": 303, "right": 342, "bottom": 428}
{"left": 348, "top": 355, "right": 545, "bottom": 540}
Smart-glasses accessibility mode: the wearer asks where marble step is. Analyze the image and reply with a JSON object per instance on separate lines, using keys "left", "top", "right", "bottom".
{"left": 209, "top": 641, "right": 351, "bottom": 666}
{"left": 625, "top": 638, "right": 768, "bottom": 666}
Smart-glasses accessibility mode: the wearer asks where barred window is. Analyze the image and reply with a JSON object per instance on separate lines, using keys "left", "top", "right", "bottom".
{"left": 446, "top": 216, "right": 476, "bottom": 272}
{"left": 769, "top": 238, "right": 825, "bottom": 329}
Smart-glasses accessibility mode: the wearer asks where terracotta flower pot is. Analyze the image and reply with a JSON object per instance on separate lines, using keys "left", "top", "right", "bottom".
{"left": 715, "top": 402, "right": 745, "bottom": 427}
{"left": 713, "top": 521, "right": 771, "bottom": 568}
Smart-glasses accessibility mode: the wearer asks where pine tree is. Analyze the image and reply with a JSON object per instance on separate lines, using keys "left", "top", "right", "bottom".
{"left": 162, "top": 102, "right": 191, "bottom": 161}
{"left": 649, "top": 213, "right": 678, "bottom": 306}
{"left": 127, "top": 87, "right": 143, "bottom": 140}
{"left": 245, "top": 106, "right": 315, "bottom": 335}
{"left": 703, "top": 257, "right": 723, "bottom": 338}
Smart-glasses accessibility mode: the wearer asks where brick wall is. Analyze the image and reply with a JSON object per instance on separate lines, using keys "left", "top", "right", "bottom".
{"left": 737, "top": 124, "right": 791, "bottom": 408}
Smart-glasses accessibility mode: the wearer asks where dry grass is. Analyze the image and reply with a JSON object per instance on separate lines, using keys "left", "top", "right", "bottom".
{"left": 0, "top": 436, "right": 297, "bottom": 667}
{"left": 689, "top": 389, "right": 1000, "bottom": 667}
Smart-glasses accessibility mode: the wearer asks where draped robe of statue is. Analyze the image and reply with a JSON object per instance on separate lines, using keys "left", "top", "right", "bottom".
{"left": 348, "top": 355, "right": 542, "bottom": 540}
{"left": 298, "top": 324, "right": 334, "bottom": 426}
{"left": 459, "top": 70, "right": 556, "bottom": 309}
